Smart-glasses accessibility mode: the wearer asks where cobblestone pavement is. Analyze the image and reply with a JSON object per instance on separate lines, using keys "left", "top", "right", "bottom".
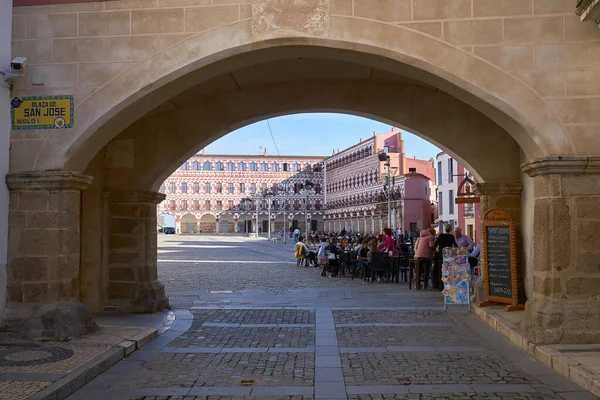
{"left": 191, "top": 309, "right": 316, "bottom": 324}
{"left": 0, "top": 380, "right": 51, "bottom": 399}
{"left": 157, "top": 235, "right": 371, "bottom": 293}
{"left": 170, "top": 326, "right": 316, "bottom": 348}
{"left": 128, "top": 397, "right": 314, "bottom": 400}
{"left": 333, "top": 310, "right": 451, "bottom": 324}
{"left": 341, "top": 352, "right": 532, "bottom": 385}
{"left": 346, "top": 394, "right": 563, "bottom": 400}
{"left": 0, "top": 313, "right": 167, "bottom": 400}
{"left": 121, "top": 352, "right": 315, "bottom": 388}
{"left": 67, "top": 235, "right": 597, "bottom": 400}
{"left": 336, "top": 326, "right": 476, "bottom": 348}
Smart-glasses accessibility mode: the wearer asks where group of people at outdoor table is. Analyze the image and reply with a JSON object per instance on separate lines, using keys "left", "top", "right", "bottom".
{"left": 293, "top": 225, "right": 480, "bottom": 286}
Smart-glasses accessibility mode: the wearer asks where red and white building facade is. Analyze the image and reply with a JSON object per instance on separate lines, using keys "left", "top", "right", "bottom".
{"left": 323, "top": 129, "right": 437, "bottom": 234}
{"left": 157, "top": 150, "right": 326, "bottom": 234}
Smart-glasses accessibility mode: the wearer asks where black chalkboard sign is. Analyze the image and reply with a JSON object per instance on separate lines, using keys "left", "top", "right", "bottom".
{"left": 482, "top": 208, "right": 519, "bottom": 307}
{"left": 486, "top": 226, "right": 512, "bottom": 299}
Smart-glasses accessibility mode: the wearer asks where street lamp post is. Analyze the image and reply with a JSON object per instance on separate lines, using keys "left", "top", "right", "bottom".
{"left": 283, "top": 183, "right": 288, "bottom": 244}
{"left": 303, "top": 180, "right": 315, "bottom": 240}
{"left": 378, "top": 152, "right": 392, "bottom": 229}
{"left": 261, "top": 190, "right": 273, "bottom": 240}
{"left": 241, "top": 197, "right": 252, "bottom": 235}
{"left": 305, "top": 191, "right": 309, "bottom": 240}
{"left": 255, "top": 192, "right": 259, "bottom": 237}
{"left": 268, "top": 204, "right": 271, "bottom": 240}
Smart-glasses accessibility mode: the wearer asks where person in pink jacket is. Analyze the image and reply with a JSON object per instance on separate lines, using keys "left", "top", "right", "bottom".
{"left": 378, "top": 228, "right": 395, "bottom": 252}
{"left": 414, "top": 228, "right": 436, "bottom": 282}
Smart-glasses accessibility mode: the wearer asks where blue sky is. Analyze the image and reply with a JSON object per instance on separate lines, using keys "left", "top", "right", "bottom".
{"left": 204, "top": 113, "right": 441, "bottom": 160}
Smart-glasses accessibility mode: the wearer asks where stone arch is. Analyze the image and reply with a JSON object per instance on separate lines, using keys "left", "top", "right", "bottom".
{"left": 23, "top": 19, "right": 572, "bottom": 174}
{"left": 199, "top": 213, "right": 217, "bottom": 234}
{"left": 180, "top": 213, "right": 198, "bottom": 234}
{"left": 200, "top": 212, "right": 217, "bottom": 220}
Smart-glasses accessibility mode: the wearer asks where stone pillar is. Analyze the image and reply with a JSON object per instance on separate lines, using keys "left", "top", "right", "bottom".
{"left": 105, "top": 191, "right": 169, "bottom": 313}
{"left": 234, "top": 220, "right": 239, "bottom": 233}
{"left": 476, "top": 182, "right": 523, "bottom": 227}
{"left": 378, "top": 215, "right": 383, "bottom": 234}
{"left": 370, "top": 215, "right": 375, "bottom": 234}
{"left": 5, "top": 171, "right": 93, "bottom": 324}
{"left": 520, "top": 157, "right": 600, "bottom": 344}
{"left": 215, "top": 217, "right": 221, "bottom": 234}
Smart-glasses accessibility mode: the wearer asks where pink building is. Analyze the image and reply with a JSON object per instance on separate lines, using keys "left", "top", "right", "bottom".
{"left": 324, "top": 128, "right": 436, "bottom": 234}
{"left": 403, "top": 172, "right": 436, "bottom": 233}
{"left": 158, "top": 150, "right": 326, "bottom": 234}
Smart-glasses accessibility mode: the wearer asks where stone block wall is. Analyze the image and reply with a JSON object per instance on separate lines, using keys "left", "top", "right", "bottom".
{"left": 521, "top": 158, "right": 600, "bottom": 344}
{"left": 9, "top": 0, "right": 600, "bottom": 170}
{"left": 5, "top": 172, "right": 91, "bottom": 321}
{"left": 0, "top": 0, "right": 12, "bottom": 320}
{"left": 531, "top": 173, "right": 600, "bottom": 297}
{"left": 105, "top": 191, "right": 168, "bottom": 313}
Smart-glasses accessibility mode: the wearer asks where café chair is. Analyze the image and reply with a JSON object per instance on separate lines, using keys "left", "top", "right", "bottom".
{"left": 371, "top": 252, "right": 391, "bottom": 282}
{"left": 408, "top": 258, "right": 430, "bottom": 290}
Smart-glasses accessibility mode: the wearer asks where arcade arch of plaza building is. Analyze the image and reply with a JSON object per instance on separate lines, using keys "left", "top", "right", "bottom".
{"left": 6, "top": 0, "right": 600, "bottom": 344}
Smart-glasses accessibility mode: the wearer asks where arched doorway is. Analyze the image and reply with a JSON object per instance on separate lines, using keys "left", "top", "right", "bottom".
{"left": 180, "top": 214, "right": 198, "bottom": 234}
{"left": 6, "top": 14, "right": 597, "bottom": 344}
{"left": 199, "top": 214, "right": 217, "bottom": 234}
{"left": 219, "top": 214, "right": 235, "bottom": 233}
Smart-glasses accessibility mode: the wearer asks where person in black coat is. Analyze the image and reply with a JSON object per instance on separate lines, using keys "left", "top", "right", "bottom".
{"left": 433, "top": 224, "right": 457, "bottom": 289}
{"left": 435, "top": 224, "right": 458, "bottom": 256}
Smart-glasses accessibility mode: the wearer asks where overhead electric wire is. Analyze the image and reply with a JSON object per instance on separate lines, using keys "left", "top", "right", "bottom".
{"left": 266, "top": 119, "right": 281, "bottom": 156}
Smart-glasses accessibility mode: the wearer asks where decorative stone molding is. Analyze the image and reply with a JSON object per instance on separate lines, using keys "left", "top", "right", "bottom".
{"left": 104, "top": 191, "right": 166, "bottom": 204}
{"left": 6, "top": 171, "right": 92, "bottom": 191}
{"left": 475, "top": 182, "right": 523, "bottom": 196}
{"left": 576, "top": 0, "right": 600, "bottom": 22}
{"left": 521, "top": 156, "right": 600, "bottom": 177}
{"left": 252, "top": 0, "right": 330, "bottom": 40}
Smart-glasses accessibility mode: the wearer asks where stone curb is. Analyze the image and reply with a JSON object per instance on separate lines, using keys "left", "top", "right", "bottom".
{"left": 28, "top": 346, "right": 124, "bottom": 400}
{"left": 472, "top": 305, "right": 600, "bottom": 397}
{"left": 28, "top": 312, "right": 173, "bottom": 400}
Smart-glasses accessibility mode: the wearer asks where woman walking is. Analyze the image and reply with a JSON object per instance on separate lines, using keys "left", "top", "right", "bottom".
{"left": 414, "top": 228, "right": 436, "bottom": 288}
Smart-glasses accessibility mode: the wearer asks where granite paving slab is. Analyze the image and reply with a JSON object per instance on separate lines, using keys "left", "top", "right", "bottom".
{"left": 341, "top": 352, "right": 536, "bottom": 386}
{"left": 116, "top": 352, "right": 315, "bottom": 388}
{"left": 170, "top": 326, "right": 316, "bottom": 348}
{"left": 336, "top": 326, "right": 478, "bottom": 348}
{"left": 191, "top": 309, "right": 316, "bottom": 324}
{"left": 333, "top": 310, "right": 453, "bottom": 324}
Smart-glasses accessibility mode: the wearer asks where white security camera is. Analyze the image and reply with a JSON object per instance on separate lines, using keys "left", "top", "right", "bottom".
{"left": 10, "top": 57, "right": 27, "bottom": 76}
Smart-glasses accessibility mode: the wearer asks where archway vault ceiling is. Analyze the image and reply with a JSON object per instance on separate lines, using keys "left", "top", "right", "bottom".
{"left": 143, "top": 56, "right": 436, "bottom": 119}
{"left": 101, "top": 52, "right": 522, "bottom": 191}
